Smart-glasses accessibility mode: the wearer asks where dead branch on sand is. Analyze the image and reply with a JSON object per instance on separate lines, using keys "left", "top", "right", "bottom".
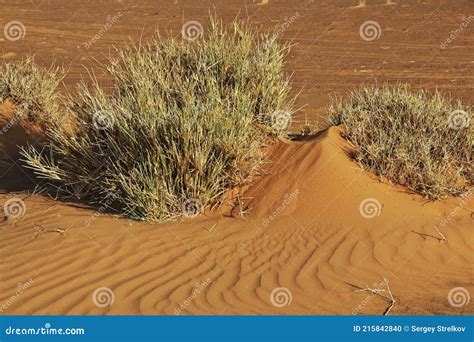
{"left": 32, "top": 223, "right": 66, "bottom": 239}
{"left": 411, "top": 228, "right": 447, "bottom": 243}
{"left": 353, "top": 276, "right": 396, "bottom": 315}
{"left": 232, "top": 194, "right": 252, "bottom": 219}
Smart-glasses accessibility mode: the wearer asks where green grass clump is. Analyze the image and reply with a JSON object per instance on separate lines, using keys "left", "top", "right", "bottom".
{"left": 22, "top": 16, "right": 295, "bottom": 222}
{"left": 329, "top": 85, "right": 472, "bottom": 199}
{"left": 0, "top": 57, "right": 64, "bottom": 128}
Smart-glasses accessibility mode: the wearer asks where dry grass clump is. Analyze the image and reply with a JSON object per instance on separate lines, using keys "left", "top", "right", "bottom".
{"left": 22, "top": 16, "right": 295, "bottom": 222}
{"left": 329, "top": 85, "right": 472, "bottom": 199}
{"left": 0, "top": 57, "right": 65, "bottom": 128}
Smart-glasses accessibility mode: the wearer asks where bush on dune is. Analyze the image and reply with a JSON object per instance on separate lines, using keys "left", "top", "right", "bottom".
{"left": 0, "top": 57, "right": 65, "bottom": 129}
{"left": 329, "top": 85, "right": 473, "bottom": 199}
{"left": 21, "top": 16, "right": 296, "bottom": 222}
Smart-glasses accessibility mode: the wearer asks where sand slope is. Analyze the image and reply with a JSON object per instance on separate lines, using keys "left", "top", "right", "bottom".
{"left": 1, "top": 126, "right": 472, "bottom": 315}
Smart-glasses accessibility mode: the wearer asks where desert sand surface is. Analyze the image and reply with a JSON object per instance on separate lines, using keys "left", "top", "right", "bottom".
{"left": 1, "top": 0, "right": 473, "bottom": 315}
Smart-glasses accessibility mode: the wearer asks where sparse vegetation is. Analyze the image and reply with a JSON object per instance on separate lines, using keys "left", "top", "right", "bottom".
{"left": 0, "top": 57, "right": 65, "bottom": 129}
{"left": 21, "top": 16, "right": 296, "bottom": 222}
{"left": 329, "top": 85, "right": 472, "bottom": 199}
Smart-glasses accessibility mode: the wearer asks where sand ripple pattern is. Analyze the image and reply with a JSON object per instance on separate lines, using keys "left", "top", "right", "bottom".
{"left": 0, "top": 129, "right": 472, "bottom": 315}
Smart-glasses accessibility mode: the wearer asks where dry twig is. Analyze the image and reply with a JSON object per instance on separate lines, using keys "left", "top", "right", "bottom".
{"left": 354, "top": 276, "right": 396, "bottom": 315}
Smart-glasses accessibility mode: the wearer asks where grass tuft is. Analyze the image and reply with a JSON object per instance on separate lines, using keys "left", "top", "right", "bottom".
{"left": 0, "top": 57, "right": 65, "bottom": 129}
{"left": 21, "top": 15, "right": 296, "bottom": 222}
{"left": 328, "top": 84, "right": 472, "bottom": 199}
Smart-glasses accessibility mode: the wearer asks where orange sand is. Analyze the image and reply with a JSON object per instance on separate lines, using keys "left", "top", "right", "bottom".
{"left": 1, "top": 122, "right": 472, "bottom": 314}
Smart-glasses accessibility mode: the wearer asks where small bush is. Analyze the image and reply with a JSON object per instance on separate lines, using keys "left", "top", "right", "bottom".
{"left": 329, "top": 85, "right": 472, "bottom": 199}
{"left": 22, "top": 16, "right": 295, "bottom": 222}
{"left": 0, "top": 57, "right": 65, "bottom": 128}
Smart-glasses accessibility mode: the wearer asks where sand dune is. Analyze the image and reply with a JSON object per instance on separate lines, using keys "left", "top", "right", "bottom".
{"left": 1, "top": 124, "right": 472, "bottom": 315}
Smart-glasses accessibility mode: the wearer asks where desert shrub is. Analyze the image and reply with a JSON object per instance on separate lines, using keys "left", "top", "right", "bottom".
{"left": 22, "top": 16, "right": 295, "bottom": 222}
{"left": 0, "top": 57, "right": 65, "bottom": 128}
{"left": 328, "top": 85, "right": 472, "bottom": 199}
